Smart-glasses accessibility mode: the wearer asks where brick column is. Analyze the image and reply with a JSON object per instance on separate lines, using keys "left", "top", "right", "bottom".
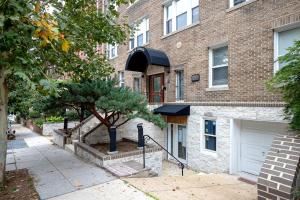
{"left": 257, "top": 134, "right": 300, "bottom": 200}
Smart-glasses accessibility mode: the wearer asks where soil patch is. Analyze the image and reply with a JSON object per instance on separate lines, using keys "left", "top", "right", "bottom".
{"left": 90, "top": 140, "right": 139, "bottom": 155}
{"left": 0, "top": 169, "right": 39, "bottom": 200}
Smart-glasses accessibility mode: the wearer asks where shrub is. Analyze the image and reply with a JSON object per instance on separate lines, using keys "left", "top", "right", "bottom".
{"left": 46, "top": 116, "right": 64, "bottom": 123}
{"left": 28, "top": 110, "right": 41, "bottom": 119}
{"left": 65, "top": 110, "right": 79, "bottom": 121}
{"left": 33, "top": 118, "right": 45, "bottom": 128}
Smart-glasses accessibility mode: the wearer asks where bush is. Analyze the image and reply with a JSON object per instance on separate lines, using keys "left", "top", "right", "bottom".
{"left": 28, "top": 110, "right": 41, "bottom": 119}
{"left": 46, "top": 116, "right": 64, "bottom": 123}
{"left": 33, "top": 118, "right": 45, "bottom": 128}
{"left": 65, "top": 110, "right": 79, "bottom": 121}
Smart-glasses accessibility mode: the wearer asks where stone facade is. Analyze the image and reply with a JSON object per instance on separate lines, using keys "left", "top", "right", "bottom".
{"left": 257, "top": 134, "right": 300, "bottom": 200}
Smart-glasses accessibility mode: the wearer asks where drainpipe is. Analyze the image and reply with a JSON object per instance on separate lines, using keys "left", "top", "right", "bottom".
{"left": 64, "top": 118, "right": 68, "bottom": 132}
{"left": 137, "top": 123, "right": 144, "bottom": 148}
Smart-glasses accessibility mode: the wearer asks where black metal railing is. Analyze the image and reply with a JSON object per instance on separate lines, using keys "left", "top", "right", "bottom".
{"left": 142, "top": 134, "right": 185, "bottom": 176}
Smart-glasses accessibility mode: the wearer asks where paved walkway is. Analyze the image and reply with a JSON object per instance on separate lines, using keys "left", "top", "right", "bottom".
{"left": 123, "top": 173, "right": 257, "bottom": 200}
{"left": 6, "top": 125, "right": 152, "bottom": 200}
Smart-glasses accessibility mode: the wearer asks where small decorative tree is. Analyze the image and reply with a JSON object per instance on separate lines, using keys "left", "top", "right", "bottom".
{"left": 46, "top": 78, "right": 166, "bottom": 152}
{"left": 267, "top": 40, "right": 300, "bottom": 133}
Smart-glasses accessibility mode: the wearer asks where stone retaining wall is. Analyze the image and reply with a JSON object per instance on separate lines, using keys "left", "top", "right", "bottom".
{"left": 74, "top": 141, "right": 163, "bottom": 175}
{"left": 43, "top": 121, "right": 78, "bottom": 136}
{"left": 257, "top": 134, "right": 300, "bottom": 200}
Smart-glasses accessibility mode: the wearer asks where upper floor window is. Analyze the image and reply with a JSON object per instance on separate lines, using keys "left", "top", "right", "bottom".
{"left": 118, "top": 71, "right": 125, "bottom": 88}
{"left": 209, "top": 46, "right": 228, "bottom": 88}
{"left": 230, "top": 0, "right": 247, "bottom": 7}
{"left": 108, "top": 44, "right": 118, "bottom": 59}
{"left": 164, "top": 0, "right": 199, "bottom": 35}
{"left": 274, "top": 27, "right": 300, "bottom": 73}
{"left": 176, "top": 70, "right": 184, "bottom": 101}
{"left": 129, "top": 17, "right": 149, "bottom": 50}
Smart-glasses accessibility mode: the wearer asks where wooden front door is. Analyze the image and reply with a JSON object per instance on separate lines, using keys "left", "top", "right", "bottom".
{"left": 149, "top": 73, "right": 164, "bottom": 103}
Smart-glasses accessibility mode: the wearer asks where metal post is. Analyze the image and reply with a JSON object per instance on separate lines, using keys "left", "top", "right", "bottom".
{"left": 64, "top": 118, "right": 68, "bottom": 130}
{"left": 109, "top": 126, "right": 117, "bottom": 153}
{"left": 182, "top": 164, "right": 184, "bottom": 176}
{"left": 143, "top": 137, "right": 145, "bottom": 168}
{"left": 137, "top": 123, "right": 144, "bottom": 148}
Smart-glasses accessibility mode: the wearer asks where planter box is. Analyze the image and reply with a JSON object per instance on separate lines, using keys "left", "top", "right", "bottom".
{"left": 53, "top": 129, "right": 72, "bottom": 148}
{"left": 74, "top": 141, "right": 163, "bottom": 175}
{"left": 25, "top": 120, "right": 42, "bottom": 134}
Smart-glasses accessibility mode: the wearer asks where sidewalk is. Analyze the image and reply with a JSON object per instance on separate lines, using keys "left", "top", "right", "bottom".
{"left": 6, "top": 125, "right": 152, "bottom": 200}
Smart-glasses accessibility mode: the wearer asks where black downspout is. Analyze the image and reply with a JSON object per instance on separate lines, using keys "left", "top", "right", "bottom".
{"left": 137, "top": 123, "right": 144, "bottom": 148}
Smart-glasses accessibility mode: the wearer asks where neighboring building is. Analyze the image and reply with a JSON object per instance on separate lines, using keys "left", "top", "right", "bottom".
{"left": 105, "top": 0, "right": 300, "bottom": 183}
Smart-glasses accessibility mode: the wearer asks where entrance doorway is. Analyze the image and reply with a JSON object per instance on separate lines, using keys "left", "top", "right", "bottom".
{"left": 149, "top": 73, "right": 164, "bottom": 103}
{"left": 168, "top": 124, "right": 187, "bottom": 163}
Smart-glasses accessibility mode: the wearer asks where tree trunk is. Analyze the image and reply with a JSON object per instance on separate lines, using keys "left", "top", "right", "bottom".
{"left": 0, "top": 68, "right": 8, "bottom": 185}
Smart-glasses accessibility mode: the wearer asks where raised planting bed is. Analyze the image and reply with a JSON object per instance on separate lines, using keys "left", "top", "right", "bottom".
{"left": 75, "top": 138, "right": 163, "bottom": 176}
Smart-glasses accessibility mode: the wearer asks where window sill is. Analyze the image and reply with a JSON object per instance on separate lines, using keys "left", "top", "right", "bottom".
{"left": 161, "top": 22, "right": 200, "bottom": 40}
{"left": 226, "top": 0, "right": 258, "bottom": 13}
{"left": 109, "top": 56, "right": 118, "bottom": 60}
{"left": 206, "top": 86, "right": 229, "bottom": 92}
{"left": 201, "top": 149, "right": 218, "bottom": 158}
{"left": 127, "top": 43, "right": 150, "bottom": 53}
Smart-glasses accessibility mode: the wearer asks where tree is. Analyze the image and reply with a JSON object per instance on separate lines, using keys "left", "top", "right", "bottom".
{"left": 1, "top": 0, "right": 134, "bottom": 184}
{"left": 268, "top": 40, "right": 300, "bottom": 133}
{"left": 43, "top": 79, "right": 166, "bottom": 151}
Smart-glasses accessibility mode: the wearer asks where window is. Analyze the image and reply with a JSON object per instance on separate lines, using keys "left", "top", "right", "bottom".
{"left": 176, "top": 12, "right": 187, "bottom": 30}
{"left": 230, "top": 0, "right": 247, "bottom": 7}
{"left": 129, "top": 17, "right": 149, "bottom": 50}
{"left": 133, "top": 77, "right": 141, "bottom": 93}
{"left": 129, "top": 38, "right": 135, "bottom": 50}
{"left": 137, "top": 34, "right": 143, "bottom": 47}
{"left": 176, "top": 70, "right": 184, "bottom": 101}
{"left": 209, "top": 46, "right": 228, "bottom": 87}
{"left": 164, "top": 0, "right": 199, "bottom": 35}
{"left": 118, "top": 71, "right": 125, "bottom": 88}
{"left": 192, "top": 6, "right": 199, "bottom": 23}
{"left": 274, "top": 27, "right": 300, "bottom": 72}
{"left": 204, "top": 120, "right": 216, "bottom": 151}
{"left": 108, "top": 44, "right": 118, "bottom": 59}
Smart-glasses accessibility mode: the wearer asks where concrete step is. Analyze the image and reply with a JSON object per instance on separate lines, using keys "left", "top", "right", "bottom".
{"left": 65, "top": 144, "right": 75, "bottom": 154}
{"left": 105, "top": 161, "right": 155, "bottom": 178}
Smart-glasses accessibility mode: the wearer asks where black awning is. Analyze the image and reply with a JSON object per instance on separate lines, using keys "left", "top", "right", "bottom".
{"left": 153, "top": 105, "right": 190, "bottom": 116}
{"left": 125, "top": 47, "right": 170, "bottom": 72}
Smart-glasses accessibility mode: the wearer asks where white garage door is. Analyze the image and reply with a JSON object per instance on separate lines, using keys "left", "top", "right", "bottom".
{"left": 240, "top": 121, "right": 287, "bottom": 176}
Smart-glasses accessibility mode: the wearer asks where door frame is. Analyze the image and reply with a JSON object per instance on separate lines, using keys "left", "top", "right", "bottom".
{"left": 148, "top": 73, "right": 164, "bottom": 103}
{"left": 167, "top": 123, "right": 187, "bottom": 164}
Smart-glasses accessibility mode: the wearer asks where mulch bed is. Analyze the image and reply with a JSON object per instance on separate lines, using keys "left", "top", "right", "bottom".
{"left": 0, "top": 169, "right": 39, "bottom": 200}
{"left": 90, "top": 140, "right": 139, "bottom": 155}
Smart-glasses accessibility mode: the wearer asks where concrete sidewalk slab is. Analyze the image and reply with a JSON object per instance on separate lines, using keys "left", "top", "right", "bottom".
{"left": 48, "top": 180, "right": 153, "bottom": 200}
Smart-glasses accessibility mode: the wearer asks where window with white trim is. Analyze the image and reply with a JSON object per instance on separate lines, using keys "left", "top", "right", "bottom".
{"left": 129, "top": 17, "right": 149, "bottom": 50}
{"left": 164, "top": 0, "right": 199, "bottom": 35}
{"left": 118, "top": 71, "right": 125, "bottom": 88}
{"left": 229, "top": 0, "right": 247, "bottom": 7}
{"left": 204, "top": 120, "right": 216, "bottom": 151}
{"left": 133, "top": 77, "right": 141, "bottom": 93}
{"left": 274, "top": 27, "right": 300, "bottom": 72}
{"left": 209, "top": 46, "right": 228, "bottom": 87}
{"left": 176, "top": 70, "right": 184, "bottom": 101}
{"left": 107, "top": 44, "right": 118, "bottom": 59}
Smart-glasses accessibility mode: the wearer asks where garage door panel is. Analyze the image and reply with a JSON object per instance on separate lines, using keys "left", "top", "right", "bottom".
{"left": 239, "top": 121, "right": 286, "bottom": 176}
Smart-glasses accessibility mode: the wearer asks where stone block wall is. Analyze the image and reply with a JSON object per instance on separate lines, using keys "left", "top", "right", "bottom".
{"left": 43, "top": 121, "right": 78, "bottom": 136}
{"left": 257, "top": 134, "right": 300, "bottom": 200}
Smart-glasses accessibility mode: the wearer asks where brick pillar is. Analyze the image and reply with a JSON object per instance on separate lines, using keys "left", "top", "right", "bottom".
{"left": 257, "top": 134, "right": 300, "bottom": 200}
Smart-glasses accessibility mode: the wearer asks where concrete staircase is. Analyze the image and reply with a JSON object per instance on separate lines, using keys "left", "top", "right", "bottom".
{"left": 105, "top": 161, "right": 157, "bottom": 178}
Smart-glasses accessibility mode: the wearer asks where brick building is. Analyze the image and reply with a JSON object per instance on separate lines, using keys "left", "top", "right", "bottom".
{"left": 105, "top": 0, "right": 300, "bottom": 192}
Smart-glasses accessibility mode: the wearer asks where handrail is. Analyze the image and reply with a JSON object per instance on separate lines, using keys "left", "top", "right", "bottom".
{"left": 143, "top": 134, "right": 185, "bottom": 176}
{"left": 81, "top": 123, "right": 102, "bottom": 143}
